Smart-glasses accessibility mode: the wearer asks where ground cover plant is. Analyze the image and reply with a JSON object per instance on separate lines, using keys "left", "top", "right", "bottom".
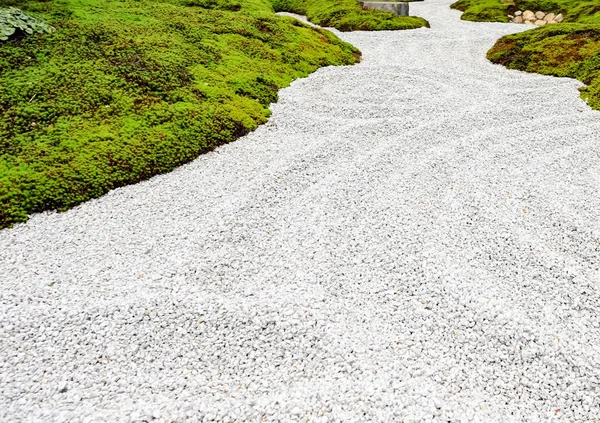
{"left": 0, "top": 0, "right": 429, "bottom": 229}
{"left": 450, "top": 0, "right": 600, "bottom": 111}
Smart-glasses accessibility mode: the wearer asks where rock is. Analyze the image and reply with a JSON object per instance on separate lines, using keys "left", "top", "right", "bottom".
{"left": 544, "top": 13, "right": 555, "bottom": 22}
{"left": 523, "top": 10, "right": 535, "bottom": 20}
{"left": 547, "top": 20, "right": 558, "bottom": 24}
{"left": 555, "top": 13, "right": 564, "bottom": 23}
{"left": 534, "top": 19, "right": 546, "bottom": 25}
{"left": 360, "top": 1, "right": 409, "bottom": 16}
{"left": 515, "top": 10, "right": 522, "bottom": 16}
{"left": 508, "top": 15, "right": 514, "bottom": 19}
{"left": 535, "top": 11, "right": 546, "bottom": 20}
{"left": 524, "top": 20, "right": 534, "bottom": 25}
{"left": 513, "top": 16, "right": 523, "bottom": 23}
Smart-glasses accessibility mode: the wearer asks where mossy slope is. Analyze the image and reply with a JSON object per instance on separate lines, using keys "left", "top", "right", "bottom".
{"left": 0, "top": 0, "right": 429, "bottom": 229}
{"left": 451, "top": 0, "right": 600, "bottom": 23}
{"left": 272, "top": 0, "right": 429, "bottom": 31}
{"left": 488, "top": 24, "right": 600, "bottom": 109}
{"left": 450, "top": 0, "right": 600, "bottom": 111}
{"left": 450, "top": 0, "right": 512, "bottom": 22}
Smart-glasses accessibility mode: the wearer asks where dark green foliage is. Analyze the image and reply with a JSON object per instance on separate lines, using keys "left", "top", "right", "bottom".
{"left": 0, "top": 0, "right": 363, "bottom": 228}
{"left": 0, "top": 6, "right": 53, "bottom": 40}
{"left": 272, "top": 0, "right": 429, "bottom": 31}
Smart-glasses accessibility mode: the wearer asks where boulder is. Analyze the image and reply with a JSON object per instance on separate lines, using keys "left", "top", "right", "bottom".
{"left": 534, "top": 19, "right": 546, "bottom": 25}
{"left": 523, "top": 10, "right": 535, "bottom": 20}
{"left": 535, "top": 11, "right": 545, "bottom": 20}
{"left": 555, "top": 13, "right": 564, "bottom": 23}
{"left": 544, "top": 13, "right": 555, "bottom": 22}
{"left": 514, "top": 10, "right": 522, "bottom": 16}
{"left": 513, "top": 15, "right": 523, "bottom": 23}
{"left": 360, "top": 1, "right": 409, "bottom": 16}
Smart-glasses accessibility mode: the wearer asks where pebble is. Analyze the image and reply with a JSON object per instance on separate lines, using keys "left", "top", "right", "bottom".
{"left": 509, "top": 9, "right": 563, "bottom": 25}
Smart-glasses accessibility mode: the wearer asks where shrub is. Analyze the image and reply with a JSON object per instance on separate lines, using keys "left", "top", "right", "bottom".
{"left": 0, "top": 7, "right": 53, "bottom": 40}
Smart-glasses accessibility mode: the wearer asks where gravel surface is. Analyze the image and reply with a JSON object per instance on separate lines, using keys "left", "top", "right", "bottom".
{"left": 2, "top": 0, "right": 600, "bottom": 421}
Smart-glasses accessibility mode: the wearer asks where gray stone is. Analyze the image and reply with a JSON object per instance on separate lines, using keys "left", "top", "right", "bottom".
{"left": 522, "top": 10, "right": 535, "bottom": 20}
{"left": 514, "top": 10, "right": 522, "bottom": 16}
{"left": 359, "top": 1, "right": 409, "bottom": 16}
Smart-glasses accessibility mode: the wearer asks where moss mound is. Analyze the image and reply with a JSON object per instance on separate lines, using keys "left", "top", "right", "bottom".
{"left": 450, "top": 0, "right": 600, "bottom": 111}
{"left": 0, "top": 0, "right": 429, "bottom": 229}
{"left": 488, "top": 24, "right": 600, "bottom": 109}
{"left": 451, "top": 0, "right": 512, "bottom": 22}
{"left": 451, "top": 0, "right": 600, "bottom": 24}
{"left": 272, "top": 0, "right": 429, "bottom": 31}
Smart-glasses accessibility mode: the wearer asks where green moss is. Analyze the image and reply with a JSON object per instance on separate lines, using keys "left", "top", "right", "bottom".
{"left": 450, "top": 0, "right": 512, "bottom": 22}
{"left": 272, "top": 0, "right": 429, "bottom": 31}
{"left": 451, "top": 0, "right": 512, "bottom": 22}
{"left": 0, "top": 0, "right": 369, "bottom": 228}
{"left": 0, "top": 0, "right": 431, "bottom": 228}
{"left": 450, "top": 0, "right": 600, "bottom": 111}
{"left": 488, "top": 24, "right": 600, "bottom": 109}
{"left": 451, "top": 0, "right": 600, "bottom": 24}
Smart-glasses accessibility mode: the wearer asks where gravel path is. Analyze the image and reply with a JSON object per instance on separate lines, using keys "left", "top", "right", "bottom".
{"left": 2, "top": 1, "right": 600, "bottom": 421}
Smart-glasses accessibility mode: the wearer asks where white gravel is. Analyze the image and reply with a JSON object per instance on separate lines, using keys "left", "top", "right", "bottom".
{"left": 2, "top": 0, "right": 600, "bottom": 421}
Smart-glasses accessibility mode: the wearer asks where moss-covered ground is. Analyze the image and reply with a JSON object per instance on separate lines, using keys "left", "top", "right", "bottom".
{"left": 0, "top": 0, "right": 429, "bottom": 229}
{"left": 272, "top": 0, "right": 429, "bottom": 31}
{"left": 451, "top": 0, "right": 599, "bottom": 23}
{"left": 450, "top": 0, "right": 600, "bottom": 112}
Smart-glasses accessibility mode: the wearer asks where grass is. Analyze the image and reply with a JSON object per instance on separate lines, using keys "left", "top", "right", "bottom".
{"left": 450, "top": 0, "right": 600, "bottom": 111}
{"left": 0, "top": 0, "right": 428, "bottom": 229}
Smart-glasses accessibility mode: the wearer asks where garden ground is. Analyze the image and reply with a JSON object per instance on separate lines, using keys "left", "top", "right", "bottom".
{"left": 1, "top": 0, "right": 599, "bottom": 420}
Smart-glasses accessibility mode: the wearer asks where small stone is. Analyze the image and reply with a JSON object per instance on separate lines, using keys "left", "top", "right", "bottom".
{"left": 507, "top": 15, "right": 514, "bottom": 19}
{"left": 544, "top": 13, "right": 555, "bottom": 22}
{"left": 514, "top": 10, "right": 522, "bottom": 16}
{"left": 535, "top": 11, "right": 546, "bottom": 20}
{"left": 524, "top": 20, "right": 534, "bottom": 25}
{"left": 534, "top": 19, "right": 546, "bottom": 26}
{"left": 513, "top": 16, "right": 523, "bottom": 23}
{"left": 523, "top": 10, "right": 535, "bottom": 20}
{"left": 555, "top": 13, "right": 564, "bottom": 23}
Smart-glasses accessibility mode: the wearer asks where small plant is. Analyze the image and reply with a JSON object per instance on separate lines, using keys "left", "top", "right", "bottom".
{"left": 0, "top": 7, "right": 54, "bottom": 41}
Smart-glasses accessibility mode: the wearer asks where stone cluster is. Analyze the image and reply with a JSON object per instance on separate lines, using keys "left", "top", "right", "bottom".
{"left": 509, "top": 10, "right": 564, "bottom": 25}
